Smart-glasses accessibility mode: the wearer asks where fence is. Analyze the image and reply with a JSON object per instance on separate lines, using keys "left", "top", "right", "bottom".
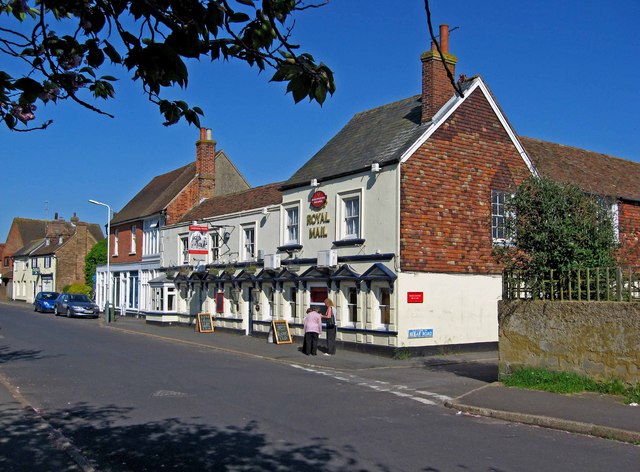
{"left": 503, "top": 267, "right": 640, "bottom": 302}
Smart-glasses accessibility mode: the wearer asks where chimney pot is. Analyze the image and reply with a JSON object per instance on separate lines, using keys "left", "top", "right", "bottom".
{"left": 439, "top": 24, "right": 449, "bottom": 54}
{"left": 200, "top": 127, "right": 207, "bottom": 141}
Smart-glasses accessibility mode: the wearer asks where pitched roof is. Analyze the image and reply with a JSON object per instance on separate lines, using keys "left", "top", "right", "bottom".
{"left": 179, "top": 182, "right": 283, "bottom": 223}
{"left": 12, "top": 218, "right": 48, "bottom": 245}
{"left": 111, "top": 162, "right": 197, "bottom": 225}
{"left": 13, "top": 239, "right": 44, "bottom": 258}
{"left": 283, "top": 80, "right": 480, "bottom": 189}
{"left": 520, "top": 137, "right": 640, "bottom": 201}
{"left": 284, "top": 95, "right": 426, "bottom": 188}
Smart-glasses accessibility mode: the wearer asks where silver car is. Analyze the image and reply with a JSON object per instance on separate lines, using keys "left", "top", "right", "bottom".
{"left": 54, "top": 293, "right": 100, "bottom": 318}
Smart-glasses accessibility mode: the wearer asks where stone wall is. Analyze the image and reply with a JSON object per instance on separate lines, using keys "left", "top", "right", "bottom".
{"left": 498, "top": 300, "right": 640, "bottom": 383}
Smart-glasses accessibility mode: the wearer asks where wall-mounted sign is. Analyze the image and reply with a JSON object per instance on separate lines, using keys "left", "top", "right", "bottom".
{"left": 408, "top": 329, "right": 433, "bottom": 339}
{"left": 407, "top": 292, "right": 424, "bottom": 303}
{"left": 310, "top": 190, "right": 328, "bottom": 209}
{"left": 189, "top": 225, "right": 209, "bottom": 254}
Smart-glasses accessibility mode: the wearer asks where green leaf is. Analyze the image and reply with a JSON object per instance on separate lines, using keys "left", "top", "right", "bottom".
{"left": 229, "top": 12, "right": 251, "bottom": 23}
{"left": 236, "top": 0, "right": 255, "bottom": 6}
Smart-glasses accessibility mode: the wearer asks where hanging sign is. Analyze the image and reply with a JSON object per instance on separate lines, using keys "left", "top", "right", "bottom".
{"left": 189, "top": 225, "right": 209, "bottom": 254}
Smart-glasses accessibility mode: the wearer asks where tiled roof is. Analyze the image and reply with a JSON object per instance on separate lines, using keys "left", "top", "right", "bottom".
{"left": 13, "top": 239, "right": 44, "bottom": 257}
{"left": 111, "top": 162, "right": 197, "bottom": 225}
{"left": 521, "top": 137, "right": 640, "bottom": 201}
{"left": 284, "top": 95, "right": 426, "bottom": 188}
{"left": 13, "top": 218, "right": 48, "bottom": 244}
{"left": 87, "top": 224, "right": 105, "bottom": 241}
{"left": 179, "top": 182, "right": 283, "bottom": 223}
{"left": 283, "top": 80, "right": 479, "bottom": 189}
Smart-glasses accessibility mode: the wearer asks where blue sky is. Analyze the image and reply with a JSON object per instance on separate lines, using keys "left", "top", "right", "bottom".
{"left": 3, "top": 0, "right": 639, "bottom": 241}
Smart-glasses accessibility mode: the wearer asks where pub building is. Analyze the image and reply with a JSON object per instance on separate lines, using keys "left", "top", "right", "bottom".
{"left": 145, "top": 25, "right": 640, "bottom": 353}
{"left": 149, "top": 25, "right": 538, "bottom": 353}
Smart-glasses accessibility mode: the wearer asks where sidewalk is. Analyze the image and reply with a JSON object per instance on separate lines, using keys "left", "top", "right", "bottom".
{"left": 104, "top": 315, "right": 640, "bottom": 444}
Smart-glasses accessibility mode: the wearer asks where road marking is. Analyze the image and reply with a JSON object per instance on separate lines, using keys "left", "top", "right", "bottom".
{"left": 290, "top": 364, "right": 451, "bottom": 406}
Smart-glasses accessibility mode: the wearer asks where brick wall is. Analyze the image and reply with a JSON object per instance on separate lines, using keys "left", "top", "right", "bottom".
{"left": 109, "top": 221, "right": 143, "bottom": 264}
{"left": 400, "top": 88, "right": 532, "bottom": 274}
{"left": 618, "top": 200, "right": 640, "bottom": 266}
{"left": 56, "top": 223, "right": 102, "bottom": 290}
{"left": 165, "top": 179, "right": 199, "bottom": 226}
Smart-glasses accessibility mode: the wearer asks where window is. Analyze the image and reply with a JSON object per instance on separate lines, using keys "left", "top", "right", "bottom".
{"left": 143, "top": 219, "right": 160, "bottom": 255}
{"left": 44, "top": 256, "right": 51, "bottom": 268}
{"left": 114, "top": 230, "right": 119, "bottom": 255}
{"left": 265, "top": 286, "right": 275, "bottom": 318}
{"left": 211, "top": 232, "right": 220, "bottom": 261}
{"left": 377, "top": 287, "right": 391, "bottom": 327}
{"left": 242, "top": 226, "right": 255, "bottom": 261}
{"left": 3, "top": 257, "right": 8, "bottom": 267}
{"left": 31, "top": 258, "right": 38, "bottom": 268}
{"left": 285, "top": 206, "right": 299, "bottom": 244}
{"left": 491, "top": 190, "right": 511, "bottom": 243}
{"left": 181, "top": 236, "right": 189, "bottom": 264}
{"left": 130, "top": 225, "right": 137, "bottom": 254}
{"left": 128, "top": 272, "right": 139, "bottom": 309}
{"left": 288, "top": 286, "right": 297, "bottom": 320}
{"left": 342, "top": 195, "right": 360, "bottom": 239}
{"left": 347, "top": 287, "right": 358, "bottom": 324}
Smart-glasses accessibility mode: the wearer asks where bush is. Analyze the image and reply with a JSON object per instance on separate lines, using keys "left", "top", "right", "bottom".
{"left": 64, "top": 283, "right": 92, "bottom": 297}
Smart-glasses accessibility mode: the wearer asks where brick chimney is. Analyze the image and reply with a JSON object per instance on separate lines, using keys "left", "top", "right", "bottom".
{"left": 421, "top": 24, "right": 458, "bottom": 123}
{"left": 195, "top": 127, "right": 216, "bottom": 202}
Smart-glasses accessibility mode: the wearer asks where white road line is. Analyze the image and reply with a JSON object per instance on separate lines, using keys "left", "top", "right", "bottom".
{"left": 290, "top": 364, "right": 448, "bottom": 406}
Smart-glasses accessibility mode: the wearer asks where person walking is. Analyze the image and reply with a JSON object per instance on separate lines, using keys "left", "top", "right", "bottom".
{"left": 302, "top": 307, "right": 322, "bottom": 355}
{"left": 321, "top": 298, "right": 337, "bottom": 356}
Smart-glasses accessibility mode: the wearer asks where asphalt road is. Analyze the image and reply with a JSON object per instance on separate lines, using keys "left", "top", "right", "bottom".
{"left": 1, "top": 303, "right": 639, "bottom": 471}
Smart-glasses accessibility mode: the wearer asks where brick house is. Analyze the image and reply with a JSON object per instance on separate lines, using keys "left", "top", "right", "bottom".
{"left": 151, "top": 24, "right": 638, "bottom": 352}
{"left": 1, "top": 218, "right": 48, "bottom": 300}
{"left": 10, "top": 214, "right": 103, "bottom": 303}
{"left": 95, "top": 129, "right": 251, "bottom": 315}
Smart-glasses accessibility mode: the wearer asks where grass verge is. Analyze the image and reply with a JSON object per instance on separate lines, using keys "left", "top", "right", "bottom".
{"left": 501, "top": 368, "right": 640, "bottom": 405}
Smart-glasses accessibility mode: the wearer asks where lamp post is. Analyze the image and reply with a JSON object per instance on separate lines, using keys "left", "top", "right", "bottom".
{"left": 89, "top": 199, "right": 112, "bottom": 323}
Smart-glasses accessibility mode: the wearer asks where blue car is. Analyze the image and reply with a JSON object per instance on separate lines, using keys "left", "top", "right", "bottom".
{"left": 34, "top": 291, "right": 60, "bottom": 313}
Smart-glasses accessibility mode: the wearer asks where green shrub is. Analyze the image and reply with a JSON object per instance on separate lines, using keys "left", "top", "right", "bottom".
{"left": 64, "top": 283, "right": 92, "bottom": 297}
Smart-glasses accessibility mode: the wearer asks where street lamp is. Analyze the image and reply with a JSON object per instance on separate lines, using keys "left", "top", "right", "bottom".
{"left": 89, "top": 199, "right": 112, "bottom": 323}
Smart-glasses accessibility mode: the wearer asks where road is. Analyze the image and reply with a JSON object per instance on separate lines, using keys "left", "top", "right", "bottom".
{"left": 0, "top": 303, "right": 638, "bottom": 471}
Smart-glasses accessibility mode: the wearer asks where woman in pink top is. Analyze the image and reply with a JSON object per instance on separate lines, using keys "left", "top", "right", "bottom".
{"left": 302, "top": 307, "right": 322, "bottom": 355}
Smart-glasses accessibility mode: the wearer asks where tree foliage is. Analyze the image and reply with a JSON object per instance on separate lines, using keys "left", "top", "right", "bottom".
{"left": 494, "top": 177, "right": 618, "bottom": 274}
{"left": 84, "top": 237, "right": 106, "bottom": 286}
{"left": 0, "top": 0, "right": 335, "bottom": 131}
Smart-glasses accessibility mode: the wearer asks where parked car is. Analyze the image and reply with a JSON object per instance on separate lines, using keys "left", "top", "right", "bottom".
{"left": 33, "top": 291, "right": 60, "bottom": 313}
{"left": 54, "top": 293, "right": 100, "bottom": 318}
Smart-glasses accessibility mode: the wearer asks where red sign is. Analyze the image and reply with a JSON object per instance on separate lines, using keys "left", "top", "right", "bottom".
{"left": 407, "top": 292, "right": 424, "bottom": 303}
{"left": 310, "top": 191, "right": 328, "bottom": 209}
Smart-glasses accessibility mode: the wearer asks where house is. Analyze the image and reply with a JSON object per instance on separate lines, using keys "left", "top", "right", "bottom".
{"left": 10, "top": 213, "right": 103, "bottom": 303}
{"left": 147, "top": 25, "right": 639, "bottom": 353}
{"left": 94, "top": 128, "right": 251, "bottom": 315}
{"left": 1, "top": 217, "right": 48, "bottom": 300}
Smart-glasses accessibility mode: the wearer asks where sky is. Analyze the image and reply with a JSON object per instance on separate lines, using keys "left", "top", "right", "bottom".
{"left": 2, "top": 0, "right": 640, "bottom": 241}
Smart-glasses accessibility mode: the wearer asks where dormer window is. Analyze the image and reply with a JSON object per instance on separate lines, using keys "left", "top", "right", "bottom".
{"left": 45, "top": 238, "right": 50, "bottom": 246}
{"left": 58, "top": 235, "right": 63, "bottom": 244}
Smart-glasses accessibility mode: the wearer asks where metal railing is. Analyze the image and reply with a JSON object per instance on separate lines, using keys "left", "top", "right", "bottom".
{"left": 503, "top": 267, "right": 640, "bottom": 302}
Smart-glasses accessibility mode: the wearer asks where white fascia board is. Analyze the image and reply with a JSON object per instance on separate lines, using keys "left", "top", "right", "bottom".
{"left": 399, "top": 78, "right": 538, "bottom": 178}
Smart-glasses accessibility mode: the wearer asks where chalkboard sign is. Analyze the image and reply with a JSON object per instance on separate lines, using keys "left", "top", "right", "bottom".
{"left": 197, "top": 312, "right": 214, "bottom": 333}
{"left": 272, "top": 320, "right": 292, "bottom": 344}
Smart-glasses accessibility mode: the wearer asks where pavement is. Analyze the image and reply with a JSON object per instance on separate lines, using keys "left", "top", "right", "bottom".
{"left": 0, "top": 307, "right": 639, "bottom": 471}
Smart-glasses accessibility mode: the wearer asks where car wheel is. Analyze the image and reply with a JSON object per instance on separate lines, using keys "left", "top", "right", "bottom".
{"left": 34, "top": 304, "right": 38, "bottom": 312}
{"left": 54, "top": 306, "right": 58, "bottom": 316}
{"left": 66, "top": 308, "right": 72, "bottom": 318}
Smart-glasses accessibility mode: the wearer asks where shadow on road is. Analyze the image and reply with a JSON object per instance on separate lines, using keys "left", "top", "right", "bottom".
{"left": 15, "top": 402, "right": 392, "bottom": 471}
{"left": 418, "top": 359, "right": 499, "bottom": 383}
{"left": 0, "top": 345, "right": 51, "bottom": 365}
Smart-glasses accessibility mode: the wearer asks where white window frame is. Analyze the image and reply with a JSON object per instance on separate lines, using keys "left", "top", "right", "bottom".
{"left": 44, "top": 256, "right": 51, "bottom": 268}
{"left": 343, "top": 284, "right": 358, "bottom": 328}
{"left": 130, "top": 225, "right": 137, "bottom": 255}
{"left": 491, "top": 189, "right": 512, "bottom": 244}
{"left": 373, "top": 285, "right": 391, "bottom": 330}
{"left": 284, "top": 205, "right": 300, "bottom": 244}
{"left": 180, "top": 236, "right": 189, "bottom": 264}
{"left": 242, "top": 224, "right": 256, "bottom": 262}
{"left": 113, "top": 229, "right": 119, "bottom": 256}
{"left": 337, "top": 190, "right": 362, "bottom": 241}
{"left": 210, "top": 232, "right": 221, "bottom": 262}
